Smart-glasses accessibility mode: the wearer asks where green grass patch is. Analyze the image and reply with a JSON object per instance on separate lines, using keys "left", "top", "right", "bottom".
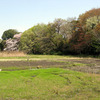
{"left": 0, "top": 68, "right": 100, "bottom": 100}
{"left": 52, "top": 60, "right": 87, "bottom": 67}
{"left": 0, "top": 54, "right": 84, "bottom": 60}
{"left": 1, "top": 66, "right": 29, "bottom": 71}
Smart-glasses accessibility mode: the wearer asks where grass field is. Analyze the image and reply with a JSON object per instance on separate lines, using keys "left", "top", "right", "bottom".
{"left": 0, "top": 68, "right": 100, "bottom": 100}
{"left": 0, "top": 53, "right": 100, "bottom": 100}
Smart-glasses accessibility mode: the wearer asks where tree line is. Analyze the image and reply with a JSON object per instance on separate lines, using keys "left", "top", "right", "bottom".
{"left": 0, "top": 8, "right": 100, "bottom": 55}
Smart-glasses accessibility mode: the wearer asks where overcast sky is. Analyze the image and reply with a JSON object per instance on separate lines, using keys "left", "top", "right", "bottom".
{"left": 0, "top": 0, "right": 100, "bottom": 38}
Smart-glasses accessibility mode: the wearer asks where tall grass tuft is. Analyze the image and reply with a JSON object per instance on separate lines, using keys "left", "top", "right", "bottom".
{"left": 0, "top": 51, "right": 26, "bottom": 57}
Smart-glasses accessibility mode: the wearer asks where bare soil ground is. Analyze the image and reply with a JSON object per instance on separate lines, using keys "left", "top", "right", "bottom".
{"left": 0, "top": 60, "right": 65, "bottom": 67}
{"left": 0, "top": 60, "right": 65, "bottom": 71}
{"left": 59, "top": 58, "right": 100, "bottom": 74}
{"left": 0, "top": 58, "right": 100, "bottom": 74}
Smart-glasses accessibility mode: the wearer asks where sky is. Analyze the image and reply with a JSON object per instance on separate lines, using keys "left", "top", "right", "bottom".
{"left": 0, "top": 0, "right": 100, "bottom": 38}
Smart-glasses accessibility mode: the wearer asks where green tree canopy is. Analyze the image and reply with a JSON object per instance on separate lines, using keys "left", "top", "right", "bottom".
{"left": 86, "top": 16, "right": 100, "bottom": 30}
{"left": 19, "top": 23, "right": 67, "bottom": 54}
{"left": 79, "top": 8, "right": 100, "bottom": 24}
{"left": 19, "top": 8, "right": 100, "bottom": 55}
{"left": 2, "top": 29, "right": 19, "bottom": 40}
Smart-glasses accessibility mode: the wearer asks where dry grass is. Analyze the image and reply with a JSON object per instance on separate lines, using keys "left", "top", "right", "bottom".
{"left": 0, "top": 51, "right": 26, "bottom": 57}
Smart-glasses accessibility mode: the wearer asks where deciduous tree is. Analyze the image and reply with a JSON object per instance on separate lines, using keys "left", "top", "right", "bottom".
{"left": 2, "top": 29, "right": 19, "bottom": 40}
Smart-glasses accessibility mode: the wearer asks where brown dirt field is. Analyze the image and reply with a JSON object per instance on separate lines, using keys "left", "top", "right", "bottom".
{"left": 59, "top": 58, "right": 100, "bottom": 65}
{"left": 0, "top": 60, "right": 65, "bottom": 68}
{"left": 0, "top": 58, "right": 100, "bottom": 74}
{"left": 58, "top": 58, "right": 100, "bottom": 74}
